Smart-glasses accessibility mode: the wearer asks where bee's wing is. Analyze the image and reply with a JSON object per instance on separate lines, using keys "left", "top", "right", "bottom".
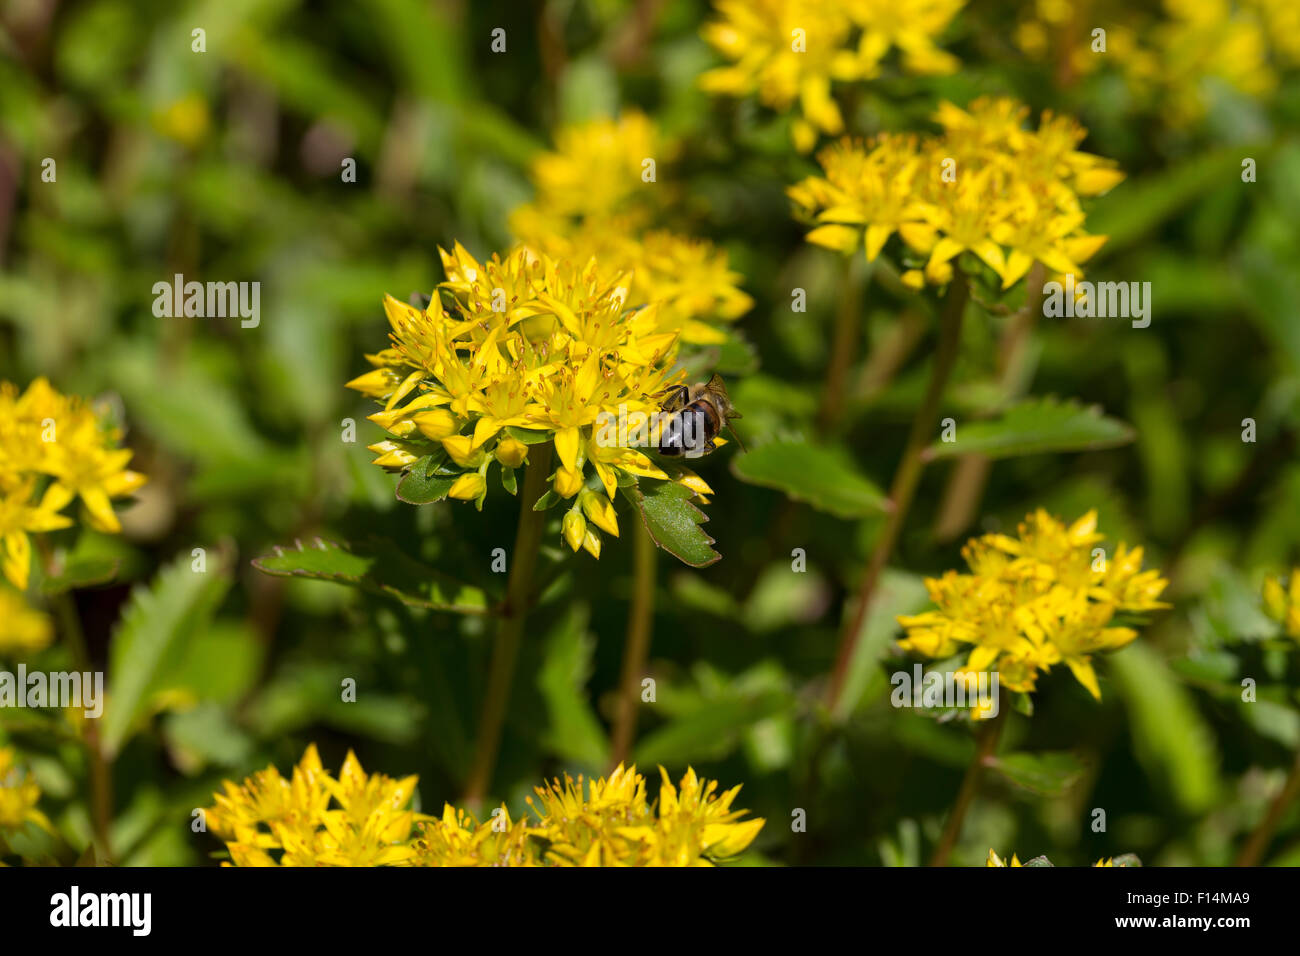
{"left": 704, "top": 373, "right": 741, "bottom": 417}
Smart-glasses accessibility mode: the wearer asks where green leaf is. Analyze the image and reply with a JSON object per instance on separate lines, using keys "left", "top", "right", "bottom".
{"left": 634, "top": 690, "right": 791, "bottom": 767}
{"left": 504, "top": 426, "right": 552, "bottom": 444}
{"left": 1022, "top": 855, "right": 1055, "bottom": 867}
{"left": 923, "top": 397, "right": 1134, "bottom": 461}
{"left": 1088, "top": 149, "right": 1252, "bottom": 253}
{"left": 1109, "top": 643, "right": 1219, "bottom": 813}
{"left": 252, "top": 537, "right": 489, "bottom": 613}
{"left": 623, "top": 480, "right": 720, "bottom": 568}
{"left": 988, "top": 751, "right": 1086, "bottom": 797}
{"left": 395, "top": 469, "right": 461, "bottom": 504}
{"left": 731, "top": 440, "right": 888, "bottom": 518}
{"left": 537, "top": 606, "right": 610, "bottom": 767}
{"left": 832, "top": 570, "right": 931, "bottom": 722}
{"left": 500, "top": 465, "right": 518, "bottom": 496}
{"left": 40, "top": 556, "right": 120, "bottom": 595}
{"left": 102, "top": 552, "right": 232, "bottom": 756}
{"left": 1111, "top": 853, "right": 1143, "bottom": 868}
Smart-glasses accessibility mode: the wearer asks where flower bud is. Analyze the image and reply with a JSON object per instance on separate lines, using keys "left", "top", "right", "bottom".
{"left": 448, "top": 472, "right": 485, "bottom": 501}
{"left": 412, "top": 408, "right": 457, "bottom": 440}
{"left": 579, "top": 489, "right": 619, "bottom": 537}
{"left": 555, "top": 465, "right": 584, "bottom": 499}
{"left": 562, "top": 510, "right": 586, "bottom": 552}
{"left": 494, "top": 436, "right": 528, "bottom": 469}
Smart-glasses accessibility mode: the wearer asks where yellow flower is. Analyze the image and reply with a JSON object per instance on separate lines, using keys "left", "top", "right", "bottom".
{"left": 349, "top": 243, "right": 713, "bottom": 558}
{"left": 0, "top": 586, "right": 52, "bottom": 656}
{"left": 0, "top": 747, "right": 53, "bottom": 834}
{"left": 518, "top": 110, "right": 669, "bottom": 229}
{"left": 0, "top": 378, "right": 146, "bottom": 588}
{"left": 700, "top": 0, "right": 961, "bottom": 152}
{"left": 510, "top": 113, "right": 752, "bottom": 341}
{"left": 0, "top": 479, "right": 72, "bottom": 591}
{"left": 208, "top": 744, "right": 426, "bottom": 867}
{"left": 525, "top": 764, "right": 764, "bottom": 866}
{"left": 845, "top": 0, "right": 965, "bottom": 75}
{"left": 790, "top": 97, "right": 1121, "bottom": 291}
{"left": 213, "top": 755, "right": 762, "bottom": 867}
{"left": 1263, "top": 569, "right": 1300, "bottom": 640}
{"left": 986, "top": 848, "right": 1022, "bottom": 866}
{"left": 516, "top": 223, "right": 753, "bottom": 344}
{"left": 898, "top": 510, "right": 1168, "bottom": 701}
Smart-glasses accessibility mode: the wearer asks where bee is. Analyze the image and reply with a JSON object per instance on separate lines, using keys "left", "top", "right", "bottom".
{"left": 655, "top": 373, "right": 745, "bottom": 458}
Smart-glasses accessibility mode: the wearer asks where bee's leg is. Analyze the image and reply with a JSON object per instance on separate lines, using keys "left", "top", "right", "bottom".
{"left": 702, "top": 440, "right": 716, "bottom": 455}
{"left": 661, "top": 385, "right": 689, "bottom": 412}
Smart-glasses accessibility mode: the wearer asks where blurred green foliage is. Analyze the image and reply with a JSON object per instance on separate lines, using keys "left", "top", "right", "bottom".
{"left": 3, "top": 0, "right": 1300, "bottom": 867}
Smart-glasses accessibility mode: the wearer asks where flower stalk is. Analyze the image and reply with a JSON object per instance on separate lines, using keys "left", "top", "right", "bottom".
{"left": 1236, "top": 743, "right": 1300, "bottom": 867}
{"left": 610, "top": 519, "right": 657, "bottom": 768}
{"left": 816, "top": 255, "right": 869, "bottom": 433}
{"left": 462, "top": 442, "right": 553, "bottom": 807}
{"left": 825, "top": 277, "right": 969, "bottom": 715}
{"left": 929, "top": 700, "right": 1006, "bottom": 867}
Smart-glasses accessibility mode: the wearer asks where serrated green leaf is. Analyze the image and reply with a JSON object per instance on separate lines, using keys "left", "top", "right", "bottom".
{"left": 622, "top": 480, "right": 720, "bottom": 568}
{"left": 731, "top": 440, "right": 888, "bottom": 518}
{"left": 395, "top": 469, "right": 461, "bottom": 504}
{"left": 989, "top": 751, "right": 1086, "bottom": 797}
{"left": 923, "top": 397, "right": 1134, "bottom": 461}
{"left": 102, "top": 552, "right": 232, "bottom": 756}
{"left": 252, "top": 537, "right": 489, "bottom": 613}
{"left": 537, "top": 605, "right": 609, "bottom": 767}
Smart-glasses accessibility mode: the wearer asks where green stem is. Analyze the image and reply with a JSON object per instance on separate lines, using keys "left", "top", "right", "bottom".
{"left": 52, "top": 590, "right": 113, "bottom": 859}
{"left": 610, "top": 519, "right": 656, "bottom": 769}
{"left": 1236, "top": 742, "right": 1300, "bottom": 867}
{"left": 816, "top": 255, "right": 868, "bottom": 434}
{"left": 929, "top": 702, "right": 1005, "bottom": 867}
{"left": 462, "top": 443, "right": 554, "bottom": 807}
{"left": 825, "top": 278, "right": 969, "bottom": 715}
{"left": 38, "top": 538, "right": 112, "bottom": 859}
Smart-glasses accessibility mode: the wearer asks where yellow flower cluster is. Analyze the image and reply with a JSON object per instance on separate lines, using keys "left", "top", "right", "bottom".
{"left": 898, "top": 510, "right": 1169, "bottom": 700}
{"left": 0, "top": 378, "right": 146, "bottom": 592}
{"left": 986, "top": 848, "right": 1118, "bottom": 867}
{"left": 209, "top": 747, "right": 764, "bottom": 867}
{"left": 509, "top": 112, "right": 752, "bottom": 345}
{"left": 1014, "top": 0, "right": 1299, "bottom": 126}
{"left": 1262, "top": 569, "right": 1300, "bottom": 640}
{"left": 412, "top": 763, "right": 765, "bottom": 867}
{"left": 347, "top": 244, "right": 713, "bottom": 556}
{"left": 0, "top": 586, "right": 52, "bottom": 656}
{"left": 789, "top": 97, "right": 1124, "bottom": 292}
{"left": 0, "top": 747, "right": 51, "bottom": 834}
{"left": 206, "top": 744, "right": 424, "bottom": 866}
{"left": 700, "top": 0, "right": 965, "bottom": 151}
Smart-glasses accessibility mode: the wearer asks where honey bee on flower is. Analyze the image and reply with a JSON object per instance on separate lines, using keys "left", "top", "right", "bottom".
{"left": 347, "top": 244, "right": 723, "bottom": 558}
